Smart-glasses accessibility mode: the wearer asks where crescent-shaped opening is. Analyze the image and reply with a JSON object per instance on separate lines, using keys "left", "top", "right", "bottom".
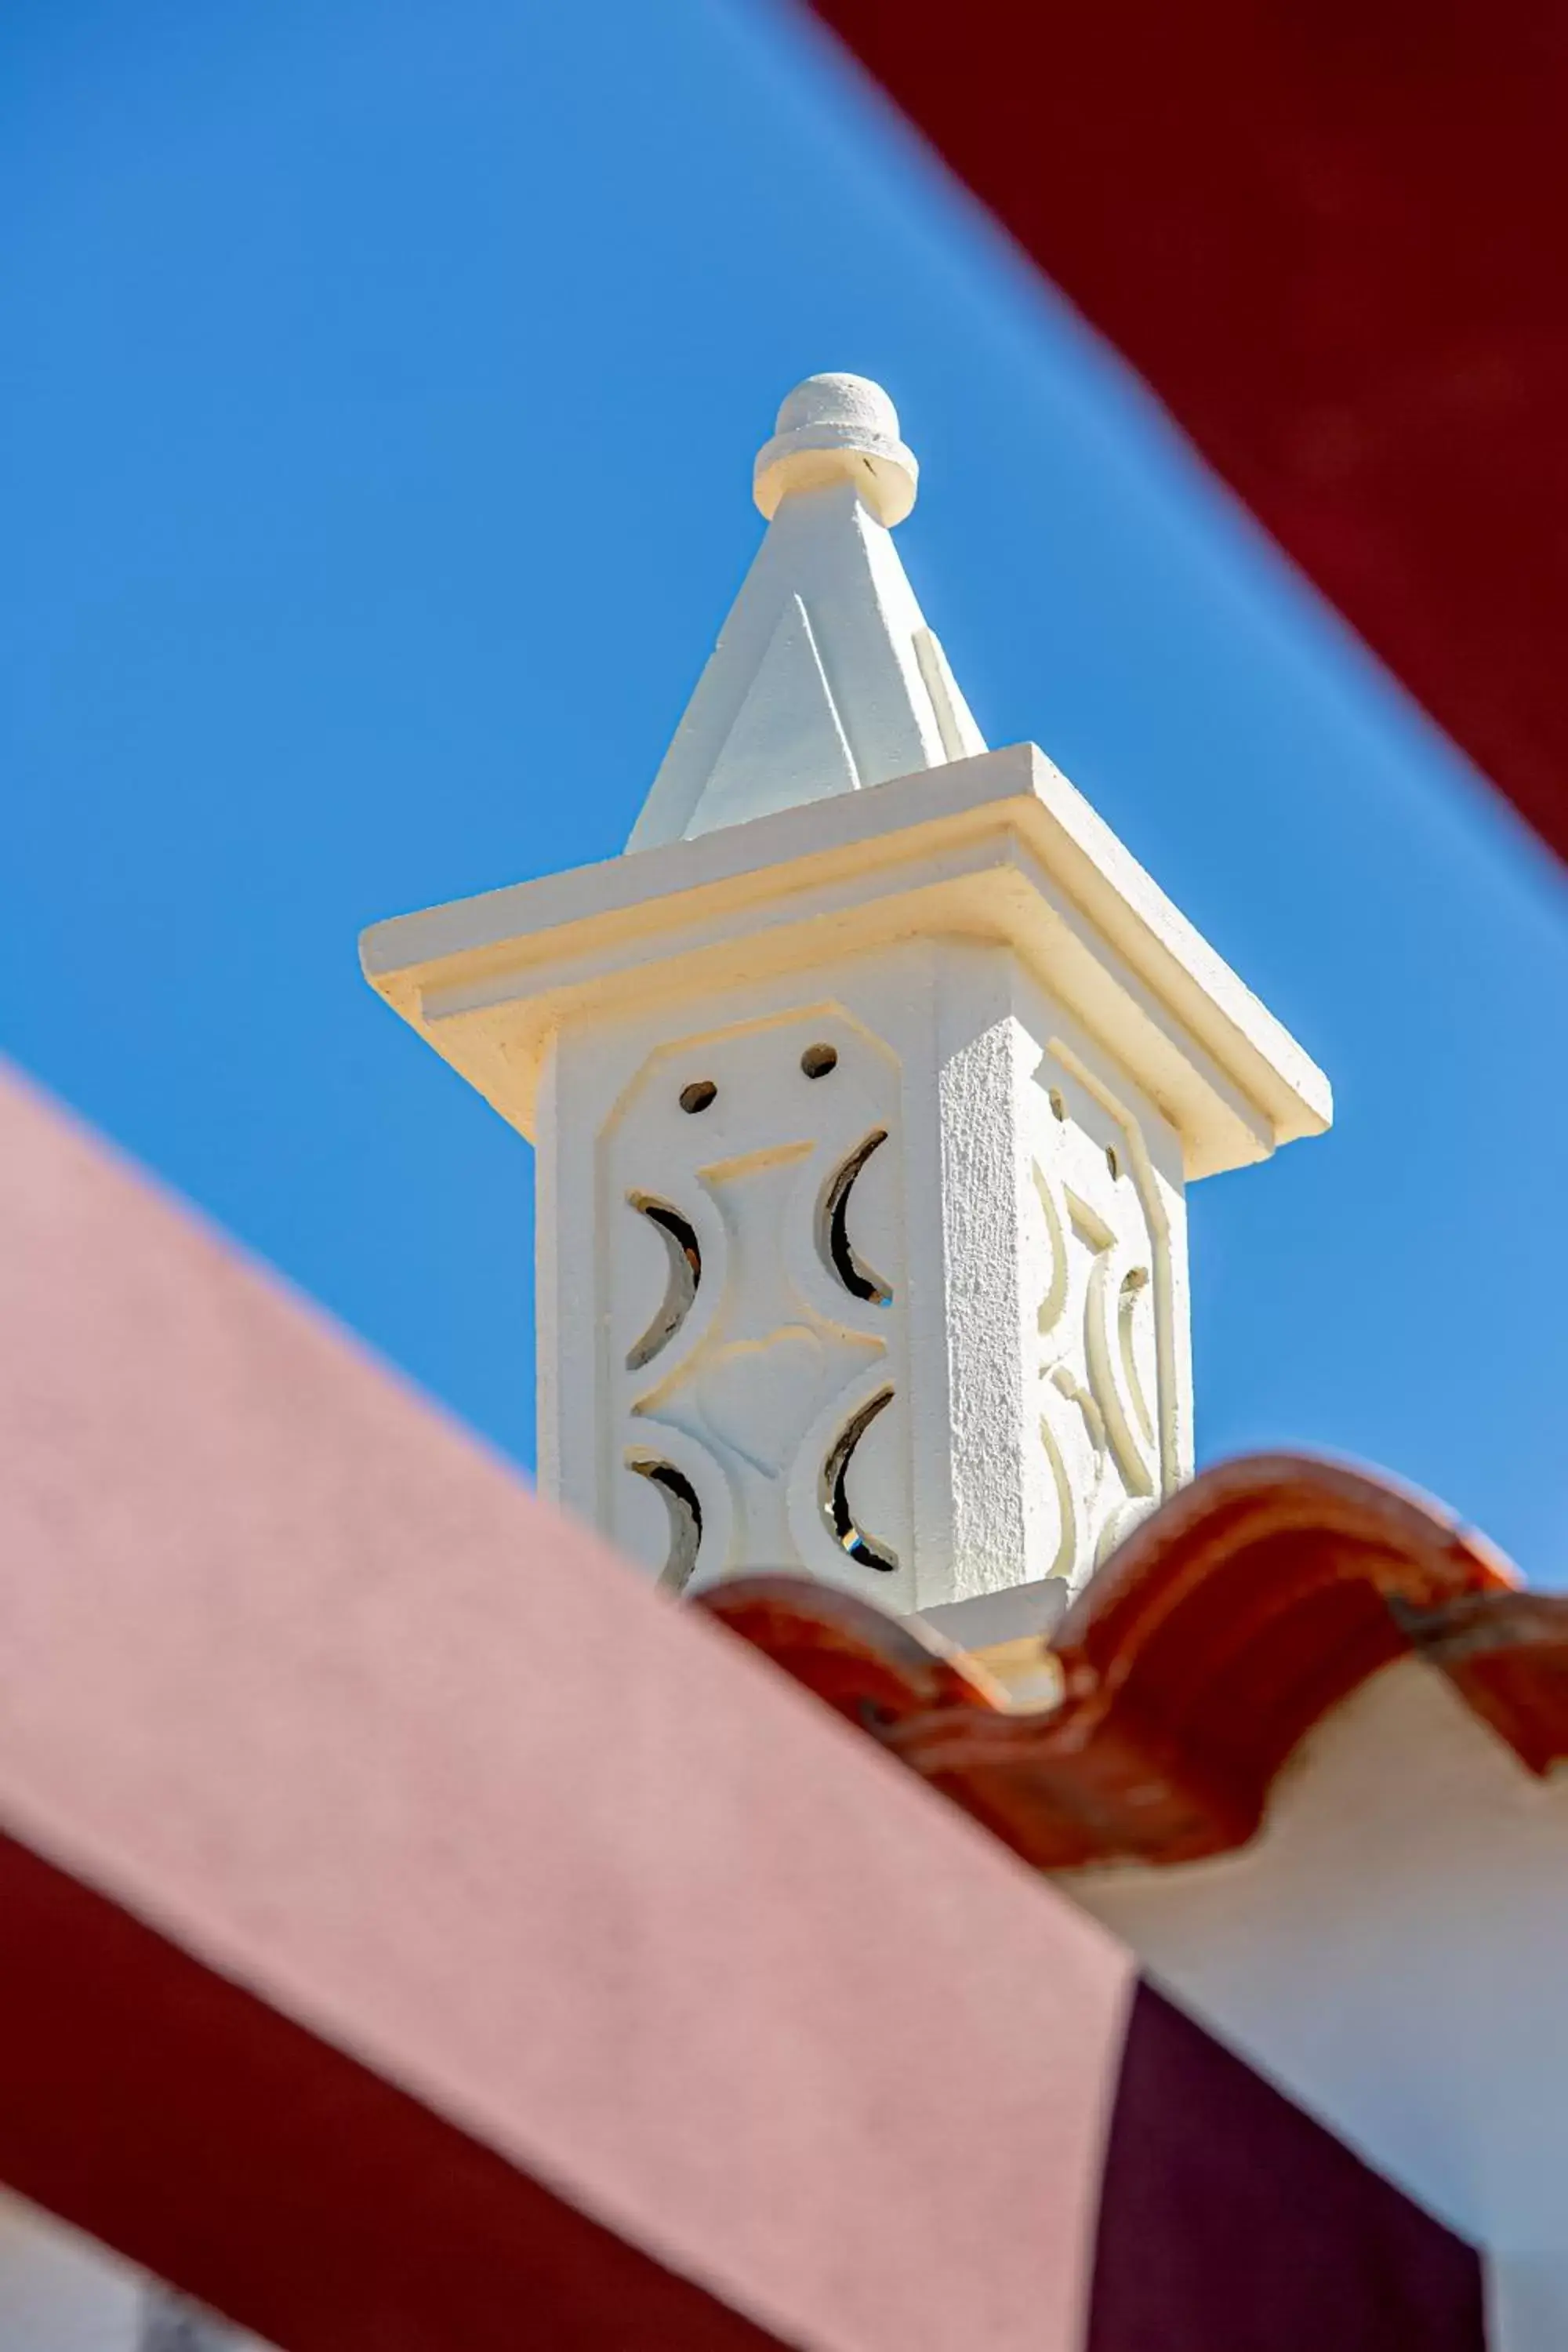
{"left": 819, "top": 1130, "right": 893, "bottom": 1305}
{"left": 628, "top": 1455, "right": 704, "bottom": 1595}
{"left": 1118, "top": 1265, "right": 1156, "bottom": 1450}
{"left": 821, "top": 1386, "right": 899, "bottom": 1573}
{"left": 626, "top": 1193, "right": 702, "bottom": 1372}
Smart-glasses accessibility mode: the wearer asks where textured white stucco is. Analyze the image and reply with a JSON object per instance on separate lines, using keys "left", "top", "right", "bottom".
{"left": 535, "top": 936, "right": 1189, "bottom": 1613}
{"left": 1064, "top": 1659, "right": 1568, "bottom": 2351}
{"left": 630, "top": 373, "right": 982, "bottom": 851}
{"left": 363, "top": 374, "right": 1327, "bottom": 1623}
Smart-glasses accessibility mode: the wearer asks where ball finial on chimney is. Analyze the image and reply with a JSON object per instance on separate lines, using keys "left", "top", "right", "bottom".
{"left": 753, "top": 372, "right": 919, "bottom": 527}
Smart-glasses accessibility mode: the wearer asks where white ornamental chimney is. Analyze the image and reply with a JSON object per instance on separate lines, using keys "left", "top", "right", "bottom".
{"left": 362, "top": 375, "right": 1330, "bottom": 1646}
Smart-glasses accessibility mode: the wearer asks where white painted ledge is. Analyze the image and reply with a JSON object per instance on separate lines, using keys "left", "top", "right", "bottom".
{"left": 361, "top": 742, "right": 1330, "bottom": 1184}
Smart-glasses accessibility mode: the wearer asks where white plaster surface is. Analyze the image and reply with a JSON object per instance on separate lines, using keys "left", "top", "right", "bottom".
{"left": 0, "top": 2190, "right": 263, "bottom": 2351}
{"left": 1062, "top": 1659, "right": 1568, "bottom": 2352}
{"left": 630, "top": 390, "right": 973, "bottom": 851}
{"left": 0, "top": 2194, "right": 143, "bottom": 2352}
{"left": 362, "top": 374, "right": 1327, "bottom": 1619}
{"left": 753, "top": 372, "right": 919, "bottom": 525}
{"left": 537, "top": 938, "right": 1190, "bottom": 1610}
{"left": 629, "top": 375, "right": 979, "bottom": 851}
{"left": 361, "top": 743, "right": 1330, "bottom": 1183}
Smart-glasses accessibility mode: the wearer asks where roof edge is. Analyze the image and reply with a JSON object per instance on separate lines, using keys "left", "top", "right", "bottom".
{"left": 700, "top": 1454, "right": 1568, "bottom": 1871}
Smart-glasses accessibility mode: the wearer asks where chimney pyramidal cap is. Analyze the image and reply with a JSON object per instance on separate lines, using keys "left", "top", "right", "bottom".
{"left": 626, "top": 371, "right": 978, "bottom": 850}
{"left": 753, "top": 373, "right": 919, "bottom": 527}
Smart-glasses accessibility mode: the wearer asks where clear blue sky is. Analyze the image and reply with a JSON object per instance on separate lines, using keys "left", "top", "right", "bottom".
{"left": 6, "top": 0, "right": 1568, "bottom": 1581}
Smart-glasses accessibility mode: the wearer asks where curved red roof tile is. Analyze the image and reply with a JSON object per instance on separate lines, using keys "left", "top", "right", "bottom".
{"left": 700, "top": 1456, "right": 1568, "bottom": 1869}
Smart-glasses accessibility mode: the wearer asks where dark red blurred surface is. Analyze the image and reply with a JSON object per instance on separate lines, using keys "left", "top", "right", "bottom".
{"left": 0, "top": 1829, "right": 787, "bottom": 2352}
{"left": 808, "top": 0, "right": 1568, "bottom": 862}
{"left": 1091, "top": 1987, "right": 1484, "bottom": 2351}
{"left": 0, "top": 1820, "right": 1481, "bottom": 2350}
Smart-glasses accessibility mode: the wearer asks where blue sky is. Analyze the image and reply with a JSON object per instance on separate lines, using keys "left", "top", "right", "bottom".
{"left": 6, "top": 0, "right": 1568, "bottom": 1581}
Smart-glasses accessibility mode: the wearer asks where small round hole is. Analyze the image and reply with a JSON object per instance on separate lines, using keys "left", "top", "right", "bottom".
{"left": 679, "top": 1080, "right": 717, "bottom": 1115}
{"left": 801, "top": 1043, "right": 838, "bottom": 1080}
{"left": 1105, "top": 1144, "right": 1120, "bottom": 1179}
{"left": 1048, "top": 1088, "right": 1066, "bottom": 1122}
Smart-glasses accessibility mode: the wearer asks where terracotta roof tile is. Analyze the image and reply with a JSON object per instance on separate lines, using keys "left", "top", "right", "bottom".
{"left": 701, "top": 1456, "right": 1568, "bottom": 1869}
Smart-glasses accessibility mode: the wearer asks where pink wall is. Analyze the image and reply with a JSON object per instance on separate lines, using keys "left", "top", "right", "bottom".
{"left": 0, "top": 1062, "right": 1132, "bottom": 2352}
